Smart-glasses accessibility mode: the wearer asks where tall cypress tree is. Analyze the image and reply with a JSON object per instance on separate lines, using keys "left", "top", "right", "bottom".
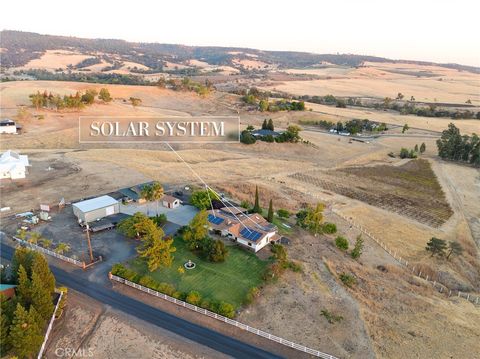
{"left": 253, "top": 186, "right": 261, "bottom": 214}
{"left": 267, "top": 119, "right": 274, "bottom": 131}
{"left": 31, "top": 254, "right": 55, "bottom": 295}
{"left": 9, "top": 304, "right": 43, "bottom": 359}
{"left": 16, "top": 265, "right": 31, "bottom": 308}
{"left": 30, "top": 272, "right": 54, "bottom": 322}
{"left": 267, "top": 199, "right": 274, "bottom": 223}
{"left": 261, "top": 119, "right": 268, "bottom": 130}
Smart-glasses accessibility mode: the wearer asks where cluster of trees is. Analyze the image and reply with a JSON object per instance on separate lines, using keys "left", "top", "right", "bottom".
{"left": 118, "top": 212, "right": 176, "bottom": 271}
{"left": 258, "top": 99, "right": 305, "bottom": 112}
{"left": 241, "top": 87, "right": 305, "bottom": 112}
{"left": 111, "top": 264, "right": 235, "bottom": 318}
{"left": 436, "top": 123, "right": 480, "bottom": 167}
{"left": 17, "top": 230, "right": 71, "bottom": 255}
{"left": 300, "top": 119, "right": 387, "bottom": 133}
{"left": 399, "top": 143, "right": 426, "bottom": 159}
{"left": 16, "top": 69, "right": 154, "bottom": 86}
{"left": 29, "top": 88, "right": 112, "bottom": 110}
{"left": 182, "top": 211, "right": 229, "bottom": 263}
{"left": 159, "top": 77, "right": 212, "bottom": 96}
{"left": 426, "top": 237, "right": 463, "bottom": 260}
{"left": 1, "top": 248, "right": 56, "bottom": 358}
{"left": 299, "top": 94, "right": 355, "bottom": 108}
{"left": 296, "top": 204, "right": 337, "bottom": 236}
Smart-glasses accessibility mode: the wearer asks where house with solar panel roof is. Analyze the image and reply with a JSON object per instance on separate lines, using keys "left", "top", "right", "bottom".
{"left": 207, "top": 207, "right": 281, "bottom": 252}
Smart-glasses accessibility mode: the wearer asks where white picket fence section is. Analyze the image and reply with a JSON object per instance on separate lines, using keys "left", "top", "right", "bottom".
{"left": 333, "top": 211, "right": 480, "bottom": 306}
{"left": 13, "top": 237, "right": 84, "bottom": 267}
{"left": 37, "top": 290, "right": 64, "bottom": 359}
{"left": 110, "top": 274, "right": 338, "bottom": 359}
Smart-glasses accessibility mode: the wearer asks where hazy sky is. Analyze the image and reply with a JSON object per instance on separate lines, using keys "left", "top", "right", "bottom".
{"left": 2, "top": 0, "right": 479, "bottom": 66}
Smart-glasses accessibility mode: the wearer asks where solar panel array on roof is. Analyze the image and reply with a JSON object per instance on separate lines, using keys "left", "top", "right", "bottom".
{"left": 208, "top": 214, "right": 224, "bottom": 225}
{"left": 240, "top": 227, "right": 263, "bottom": 241}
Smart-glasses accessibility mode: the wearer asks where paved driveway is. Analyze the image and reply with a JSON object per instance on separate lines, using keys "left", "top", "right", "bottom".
{"left": 119, "top": 201, "right": 198, "bottom": 226}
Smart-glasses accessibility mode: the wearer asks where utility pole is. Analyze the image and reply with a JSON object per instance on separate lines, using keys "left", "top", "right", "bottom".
{"left": 85, "top": 223, "right": 94, "bottom": 263}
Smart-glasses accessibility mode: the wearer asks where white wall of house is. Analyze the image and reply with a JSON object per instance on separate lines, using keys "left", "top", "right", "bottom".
{"left": 0, "top": 126, "right": 17, "bottom": 134}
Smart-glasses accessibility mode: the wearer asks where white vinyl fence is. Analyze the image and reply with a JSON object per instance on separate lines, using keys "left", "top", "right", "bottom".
{"left": 13, "top": 237, "right": 84, "bottom": 267}
{"left": 110, "top": 274, "right": 338, "bottom": 359}
{"left": 37, "top": 290, "right": 64, "bottom": 359}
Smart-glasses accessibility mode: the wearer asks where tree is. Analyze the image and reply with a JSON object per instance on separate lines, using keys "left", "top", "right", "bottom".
{"left": 426, "top": 237, "right": 447, "bottom": 257}
{"left": 414, "top": 144, "right": 419, "bottom": 152}
{"left": 137, "top": 234, "right": 176, "bottom": 272}
{"left": 118, "top": 212, "right": 153, "bottom": 238}
{"left": 40, "top": 238, "right": 52, "bottom": 249}
{"left": 240, "top": 130, "right": 256, "bottom": 144}
{"left": 303, "top": 203, "right": 325, "bottom": 235}
{"left": 397, "top": 92, "right": 404, "bottom": 100}
{"left": 420, "top": 142, "right": 426, "bottom": 154}
{"left": 190, "top": 189, "right": 219, "bottom": 210}
{"left": 267, "top": 119, "right": 274, "bottom": 131}
{"left": 246, "top": 125, "right": 255, "bottom": 131}
{"left": 399, "top": 148, "right": 410, "bottom": 159}
{"left": 261, "top": 119, "right": 268, "bottom": 130}
{"left": 184, "top": 210, "right": 209, "bottom": 250}
{"left": 252, "top": 185, "right": 262, "bottom": 214}
{"left": 218, "top": 302, "right": 235, "bottom": 318}
{"left": 99, "top": 88, "right": 112, "bottom": 102}
{"left": 11, "top": 247, "right": 35, "bottom": 281}
{"left": 31, "top": 254, "right": 55, "bottom": 295}
{"left": 81, "top": 89, "right": 97, "bottom": 104}
{"left": 402, "top": 123, "right": 410, "bottom": 133}
{"left": 267, "top": 199, "right": 274, "bottom": 223}
{"left": 446, "top": 241, "right": 463, "bottom": 260}
{"left": 30, "top": 272, "right": 54, "bottom": 321}
{"left": 129, "top": 97, "right": 142, "bottom": 108}
{"left": 351, "top": 235, "right": 364, "bottom": 259}
{"left": 277, "top": 209, "right": 290, "bottom": 218}
{"left": 259, "top": 100, "right": 269, "bottom": 112}
{"left": 28, "top": 232, "right": 41, "bottom": 245}
{"left": 9, "top": 304, "right": 43, "bottom": 359}
{"left": 141, "top": 182, "right": 164, "bottom": 215}
{"left": 16, "top": 266, "right": 31, "bottom": 308}
{"left": 208, "top": 240, "right": 228, "bottom": 262}
{"left": 54, "top": 243, "right": 70, "bottom": 255}
{"left": 0, "top": 309, "right": 11, "bottom": 356}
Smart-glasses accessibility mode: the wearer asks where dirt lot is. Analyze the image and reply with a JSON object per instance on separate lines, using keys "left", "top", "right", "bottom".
{"left": 45, "top": 291, "right": 226, "bottom": 359}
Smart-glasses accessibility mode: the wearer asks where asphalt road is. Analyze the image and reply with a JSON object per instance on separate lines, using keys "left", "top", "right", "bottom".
{"left": 0, "top": 240, "right": 283, "bottom": 359}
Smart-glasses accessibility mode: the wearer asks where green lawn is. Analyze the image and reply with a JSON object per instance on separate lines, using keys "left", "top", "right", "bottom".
{"left": 127, "top": 237, "right": 270, "bottom": 308}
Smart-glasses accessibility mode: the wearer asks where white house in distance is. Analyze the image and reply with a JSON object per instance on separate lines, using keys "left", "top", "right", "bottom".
{"left": 0, "top": 119, "right": 18, "bottom": 134}
{"left": 206, "top": 207, "right": 280, "bottom": 252}
{"left": 162, "top": 194, "right": 180, "bottom": 209}
{"left": 0, "top": 150, "right": 30, "bottom": 180}
{"left": 72, "top": 195, "right": 120, "bottom": 223}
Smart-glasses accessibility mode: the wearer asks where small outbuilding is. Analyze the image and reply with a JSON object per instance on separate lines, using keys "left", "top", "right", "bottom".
{"left": 162, "top": 194, "right": 180, "bottom": 209}
{"left": 72, "top": 195, "right": 119, "bottom": 223}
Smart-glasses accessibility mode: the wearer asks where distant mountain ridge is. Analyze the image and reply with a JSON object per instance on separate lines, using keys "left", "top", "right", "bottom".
{"left": 1, "top": 30, "right": 479, "bottom": 74}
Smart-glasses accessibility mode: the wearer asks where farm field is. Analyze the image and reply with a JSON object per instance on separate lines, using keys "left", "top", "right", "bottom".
{"left": 290, "top": 159, "right": 453, "bottom": 227}
{"left": 127, "top": 237, "right": 269, "bottom": 308}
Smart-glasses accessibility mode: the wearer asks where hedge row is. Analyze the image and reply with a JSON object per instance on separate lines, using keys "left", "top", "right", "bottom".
{"left": 111, "top": 264, "right": 236, "bottom": 318}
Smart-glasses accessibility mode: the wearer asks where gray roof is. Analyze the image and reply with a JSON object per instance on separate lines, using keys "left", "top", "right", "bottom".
{"left": 72, "top": 195, "right": 118, "bottom": 213}
{"left": 251, "top": 129, "right": 282, "bottom": 137}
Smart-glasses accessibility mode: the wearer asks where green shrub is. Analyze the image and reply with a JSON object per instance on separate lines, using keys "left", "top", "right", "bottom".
{"left": 277, "top": 209, "right": 290, "bottom": 218}
{"left": 244, "top": 287, "right": 260, "bottom": 305}
{"left": 335, "top": 236, "right": 349, "bottom": 251}
{"left": 322, "top": 223, "right": 337, "bottom": 234}
{"left": 339, "top": 273, "right": 357, "bottom": 288}
{"left": 286, "top": 261, "right": 303, "bottom": 272}
{"left": 351, "top": 235, "right": 364, "bottom": 260}
{"left": 139, "top": 275, "right": 157, "bottom": 289}
{"left": 218, "top": 301, "right": 235, "bottom": 318}
{"left": 200, "top": 299, "right": 212, "bottom": 310}
{"left": 157, "top": 282, "right": 177, "bottom": 297}
{"left": 186, "top": 291, "right": 202, "bottom": 305}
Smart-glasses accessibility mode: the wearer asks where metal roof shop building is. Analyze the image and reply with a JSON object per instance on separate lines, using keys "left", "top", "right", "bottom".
{"left": 72, "top": 195, "right": 119, "bottom": 223}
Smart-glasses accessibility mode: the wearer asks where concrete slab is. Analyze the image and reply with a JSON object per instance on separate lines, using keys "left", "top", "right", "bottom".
{"left": 119, "top": 201, "right": 198, "bottom": 226}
